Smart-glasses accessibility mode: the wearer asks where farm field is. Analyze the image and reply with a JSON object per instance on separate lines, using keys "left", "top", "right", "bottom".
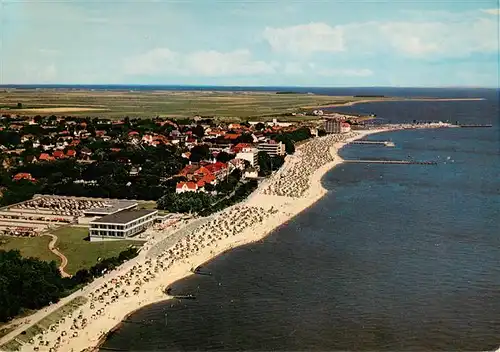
{"left": 0, "top": 89, "right": 390, "bottom": 120}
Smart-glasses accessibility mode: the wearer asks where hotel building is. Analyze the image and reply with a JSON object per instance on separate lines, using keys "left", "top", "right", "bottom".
{"left": 257, "top": 141, "right": 286, "bottom": 157}
{"left": 89, "top": 209, "right": 158, "bottom": 241}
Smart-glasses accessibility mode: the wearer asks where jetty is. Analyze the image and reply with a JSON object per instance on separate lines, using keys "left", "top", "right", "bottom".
{"left": 350, "top": 140, "right": 395, "bottom": 147}
{"left": 165, "top": 287, "right": 197, "bottom": 300}
{"left": 458, "top": 124, "right": 492, "bottom": 128}
{"left": 191, "top": 265, "right": 212, "bottom": 276}
{"left": 344, "top": 159, "right": 437, "bottom": 165}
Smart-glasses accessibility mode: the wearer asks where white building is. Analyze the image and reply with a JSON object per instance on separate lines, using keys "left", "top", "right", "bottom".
{"left": 266, "top": 118, "right": 294, "bottom": 127}
{"left": 257, "top": 141, "right": 286, "bottom": 156}
{"left": 236, "top": 147, "right": 259, "bottom": 168}
{"left": 176, "top": 181, "right": 199, "bottom": 193}
{"left": 341, "top": 122, "right": 351, "bottom": 133}
{"left": 89, "top": 209, "right": 158, "bottom": 241}
{"left": 325, "top": 118, "right": 341, "bottom": 134}
{"left": 244, "top": 167, "right": 259, "bottom": 179}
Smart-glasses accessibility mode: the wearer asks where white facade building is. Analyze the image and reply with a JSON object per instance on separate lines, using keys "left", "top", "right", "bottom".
{"left": 236, "top": 147, "right": 259, "bottom": 168}
{"left": 257, "top": 141, "right": 286, "bottom": 156}
{"left": 89, "top": 209, "right": 158, "bottom": 241}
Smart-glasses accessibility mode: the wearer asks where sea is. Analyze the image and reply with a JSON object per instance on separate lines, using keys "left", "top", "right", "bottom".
{"left": 67, "top": 87, "right": 498, "bottom": 351}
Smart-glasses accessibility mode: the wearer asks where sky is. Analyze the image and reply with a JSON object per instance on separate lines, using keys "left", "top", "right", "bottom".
{"left": 0, "top": 0, "right": 499, "bottom": 87}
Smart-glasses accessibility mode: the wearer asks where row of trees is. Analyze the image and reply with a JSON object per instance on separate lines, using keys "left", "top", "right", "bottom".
{"left": 0, "top": 143, "right": 188, "bottom": 206}
{"left": 0, "top": 247, "right": 139, "bottom": 322}
{"left": 272, "top": 127, "right": 313, "bottom": 154}
{"left": 257, "top": 152, "right": 285, "bottom": 176}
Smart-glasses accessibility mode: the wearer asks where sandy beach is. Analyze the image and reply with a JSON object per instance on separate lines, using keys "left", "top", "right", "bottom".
{"left": 3, "top": 127, "right": 426, "bottom": 352}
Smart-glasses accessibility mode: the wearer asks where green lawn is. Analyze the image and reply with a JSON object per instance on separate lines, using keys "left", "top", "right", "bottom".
{"left": 136, "top": 200, "right": 158, "bottom": 210}
{"left": 0, "top": 235, "right": 59, "bottom": 264}
{"left": 51, "top": 226, "right": 143, "bottom": 275}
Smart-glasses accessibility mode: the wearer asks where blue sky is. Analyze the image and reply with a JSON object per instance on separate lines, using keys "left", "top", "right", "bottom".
{"left": 1, "top": 0, "right": 499, "bottom": 87}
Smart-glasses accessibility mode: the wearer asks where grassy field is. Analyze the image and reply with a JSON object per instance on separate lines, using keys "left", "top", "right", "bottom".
{"left": 136, "top": 200, "right": 158, "bottom": 210}
{"left": 0, "top": 296, "right": 88, "bottom": 351}
{"left": 0, "top": 235, "right": 59, "bottom": 263}
{"left": 0, "top": 89, "right": 389, "bottom": 120}
{"left": 0, "top": 227, "right": 144, "bottom": 275}
{"left": 51, "top": 226, "right": 143, "bottom": 275}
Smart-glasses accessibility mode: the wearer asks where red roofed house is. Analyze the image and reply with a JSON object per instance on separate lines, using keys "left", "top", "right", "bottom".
{"left": 232, "top": 143, "right": 253, "bottom": 154}
{"left": 197, "top": 173, "right": 216, "bottom": 187}
{"left": 176, "top": 181, "right": 198, "bottom": 194}
{"left": 39, "top": 153, "right": 55, "bottom": 162}
{"left": 178, "top": 165, "right": 200, "bottom": 180}
{"left": 66, "top": 149, "right": 76, "bottom": 157}
{"left": 224, "top": 133, "right": 241, "bottom": 141}
{"left": 12, "top": 173, "right": 36, "bottom": 182}
{"left": 341, "top": 122, "right": 351, "bottom": 133}
{"left": 204, "top": 161, "right": 229, "bottom": 181}
{"left": 53, "top": 150, "right": 65, "bottom": 159}
{"left": 142, "top": 134, "right": 154, "bottom": 145}
{"left": 128, "top": 131, "right": 139, "bottom": 137}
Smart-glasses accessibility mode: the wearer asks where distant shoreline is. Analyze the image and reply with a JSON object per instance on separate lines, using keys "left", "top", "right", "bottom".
{"left": 306, "top": 97, "right": 486, "bottom": 109}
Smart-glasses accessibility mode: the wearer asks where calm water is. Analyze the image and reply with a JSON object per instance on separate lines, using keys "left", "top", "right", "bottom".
{"left": 102, "top": 89, "right": 499, "bottom": 351}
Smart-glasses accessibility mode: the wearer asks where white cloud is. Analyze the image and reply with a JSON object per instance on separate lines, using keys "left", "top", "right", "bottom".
{"left": 376, "top": 19, "right": 498, "bottom": 57}
{"left": 481, "top": 8, "right": 500, "bottom": 15}
{"left": 283, "top": 62, "right": 304, "bottom": 75}
{"left": 123, "top": 48, "right": 276, "bottom": 77}
{"left": 263, "top": 23, "right": 345, "bottom": 55}
{"left": 264, "top": 14, "right": 498, "bottom": 58}
{"left": 318, "top": 68, "right": 373, "bottom": 77}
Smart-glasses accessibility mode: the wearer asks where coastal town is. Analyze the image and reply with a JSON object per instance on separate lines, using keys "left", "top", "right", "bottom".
{"left": 0, "top": 101, "right": 457, "bottom": 352}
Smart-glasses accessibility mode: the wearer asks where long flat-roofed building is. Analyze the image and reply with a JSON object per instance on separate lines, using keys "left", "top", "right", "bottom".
{"left": 89, "top": 209, "right": 158, "bottom": 241}
{"left": 257, "top": 141, "right": 286, "bottom": 157}
{"left": 83, "top": 200, "right": 138, "bottom": 217}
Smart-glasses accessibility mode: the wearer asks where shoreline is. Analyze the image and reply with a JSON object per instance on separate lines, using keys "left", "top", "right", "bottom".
{"left": 81, "top": 129, "right": 384, "bottom": 352}
{"left": 305, "top": 97, "right": 486, "bottom": 109}
{"left": 7, "top": 127, "right": 441, "bottom": 352}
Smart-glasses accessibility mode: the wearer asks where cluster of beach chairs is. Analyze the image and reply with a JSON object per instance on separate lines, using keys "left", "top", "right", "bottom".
{"left": 173, "top": 205, "right": 278, "bottom": 256}
{"left": 0, "top": 226, "right": 41, "bottom": 237}
{"left": 262, "top": 132, "right": 358, "bottom": 198}
{"left": 23, "top": 205, "right": 280, "bottom": 352}
{"left": 14, "top": 197, "right": 108, "bottom": 217}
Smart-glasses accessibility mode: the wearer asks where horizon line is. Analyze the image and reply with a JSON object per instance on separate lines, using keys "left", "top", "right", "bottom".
{"left": 0, "top": 84, "right": 498, "bottom": 89}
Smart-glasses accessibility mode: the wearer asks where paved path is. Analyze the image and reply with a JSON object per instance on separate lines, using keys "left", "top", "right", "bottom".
{"left": 47, "top": 234, "right": 71, "bottom": 278}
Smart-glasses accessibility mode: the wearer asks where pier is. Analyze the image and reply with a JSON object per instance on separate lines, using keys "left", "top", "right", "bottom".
{"left": 350, "top": 140, "right": 395, "bottom": 147}
{"left": 191, "top": 265, "right": 212, "bottom": 276}
{"left": 344, "top": 159, "right": 437, "bottom": 165}
{"left": 165, "top": 287, "right": 197, "bottom": 300}
{"left": 458, "top": 124, "right": 492, "bottom": 128}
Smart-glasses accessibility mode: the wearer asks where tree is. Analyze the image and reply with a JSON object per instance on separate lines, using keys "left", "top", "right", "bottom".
{"left": 236, "top": 133, "right": 254, "bottom": 143}
{"left": 192, "top": 124, "right": 205, "bottom": 138}
{"left": 257, "top": 151, "right": 272, "bottom": 176}
{"left": 16, "top": 102, "right": 23, "bottom": 109}
{"left": 216, "top": 151, "right": 234, "bottom": 163}
{"left": 255, "top": 122, "right": 265, "bottom": 131}
{"left": 189, "top": 144, "right": 210, "bottom": 163}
